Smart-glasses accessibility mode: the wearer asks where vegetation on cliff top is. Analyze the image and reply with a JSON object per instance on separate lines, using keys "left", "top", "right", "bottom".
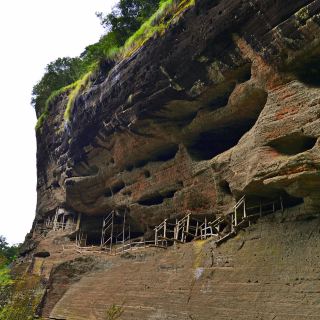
{"left": 33, "top": 0, "right": 195, "bottom": 129}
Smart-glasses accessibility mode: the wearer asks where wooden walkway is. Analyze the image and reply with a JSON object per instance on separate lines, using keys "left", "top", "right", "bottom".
{"left": 45, "top": 196, "right": 284, "bottom": 255}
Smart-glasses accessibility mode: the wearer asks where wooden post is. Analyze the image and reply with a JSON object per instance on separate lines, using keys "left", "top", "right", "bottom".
{"left": 110, "top": 211, "right": 114, "bottom": 252}
{"left": 101, "top": 215, "right": 105, "bottom": 246}
{"left": 122, "top": 212, "right": 126, "bottom": 253}
{"left": 205, "top": 217, "right": 207, "bottom": 239}
{"left": 174, "top": 219, "right": 178, "bottom": 240}
{"left": 243, "top": 198, "right": 246, "bottom": 219}
{"left": 273, "top": 202, "right": 275, "bottom": 213}
{"left": 62, "top": 214, "right": 66, "bottom": 230}
{"left": 280, "top": 196, "right": 284, "bottom": 212}
{"left": 76, "top": 213, "right": 82, "bottom": 232}
{"left": 155, "top": 228, "right": 158, "bottom": 246}
{"left": 186, "top": 214, "right": 190, "bottom": 240}
{"left": 53, "top": 209, "right": 59, "bottom": 231}
{"left": 234, "top": 208, "right": 238, "bottom": 227}
{"left": 259, "top": 201, "right": 262, "bottom": 218}
{"left": 164, "top": 219, "right": 167, "bottom": 239}
{"left": 195, "top": 221, "right": 199, "bottom": 237}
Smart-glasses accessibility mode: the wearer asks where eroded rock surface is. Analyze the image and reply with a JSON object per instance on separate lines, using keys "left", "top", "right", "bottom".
{"left": 34, "top": 205, "right": 320, "bottom": 319}
{"left": 36, "top": 0, "right": 320, "bottom": 231}
{"left": 24, "top": 0, "right": 320, "bottom": 318}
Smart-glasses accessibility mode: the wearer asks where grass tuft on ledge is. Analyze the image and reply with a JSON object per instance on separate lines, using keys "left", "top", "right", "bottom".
{"left": 35, "top": 83, "right": 77, "bottom": 131}
{"left": 64, "top": 70, "right": 93, "bottom": 121}
{"left": 119, "top": 0, "right": 195, "bottom": 59}
{"left": 34, "top": 0, "right": 195, "bottom": 131}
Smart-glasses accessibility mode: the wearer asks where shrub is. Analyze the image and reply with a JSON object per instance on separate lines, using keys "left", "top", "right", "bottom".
{"left": 105, "top": 304, "right": 124, "bottom": 320}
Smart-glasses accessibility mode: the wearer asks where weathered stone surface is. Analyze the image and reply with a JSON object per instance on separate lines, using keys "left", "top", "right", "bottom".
{"left": 25, "top": 0, "right": 320, "bottom": 318}
{"left": 41, "top": 205, "right": 320, "bottom": 320}
{"left": 35, "top": 0, "right": 320, "bottom": 233}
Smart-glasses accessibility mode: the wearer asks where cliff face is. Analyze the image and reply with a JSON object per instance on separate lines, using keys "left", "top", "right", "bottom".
{"left": 20, "top": 0, "right": 320, "bottom": 318}
{"left": 37, "top": 0, "right": 320, "bottom": 226}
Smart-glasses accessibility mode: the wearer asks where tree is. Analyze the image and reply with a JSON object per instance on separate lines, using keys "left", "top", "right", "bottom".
{"left": 0, "top": 236, "right": 20, "bottom": 264}
{"left": 0, "top": 237, "right": 8, "bottom": 253}
{"left": 97, "top": 0, "right": 160, "bottom": 45}
{"left": 32, "top": 0, "right": 162, "bottom": 117}
{"left": 31, "top": 57, "right": 86, "bottom": 116}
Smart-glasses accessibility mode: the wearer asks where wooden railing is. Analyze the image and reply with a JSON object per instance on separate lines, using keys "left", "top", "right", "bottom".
{"left": 64, "top": 196, "right": 285, "bottom": 254}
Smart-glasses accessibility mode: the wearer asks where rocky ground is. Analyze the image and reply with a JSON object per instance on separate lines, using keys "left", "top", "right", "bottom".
{"left": 21, "top": 204, "right": 320, "bottom": 319}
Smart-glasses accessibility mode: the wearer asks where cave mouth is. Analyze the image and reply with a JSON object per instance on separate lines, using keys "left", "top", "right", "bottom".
{"left": 290, "top": 52, "right": 320, "bottom": 87}
{"left": 282, "top": 193, "right": 304, "bottom": 208}
{"left": 80, "top": 215, "right": 103, "bottom": 246}
{"left": 79, "top": 213, "right": 145, "bottom": 246}
{"left": 135, "top": 145, "right": 179, "bottom": 168}
{"left": 268, "top": 134, "right": 317, "bottom": 155}
{"left": 186, "top": 121, "right": 256, "bottom": 161}
{"left": 138, "top": 189, "right": 177, "bottom": 206}
{"left": 104, "top": 188, "right": 112, "bottom": 197}
{"left": 124, "top": 145, "right": 179, "bottom": 172}
{"left": 219, "top": 180, "right": 232, "bottom": 195}
{"left": 111, "top": 181, "right": 125, "bottom": 194}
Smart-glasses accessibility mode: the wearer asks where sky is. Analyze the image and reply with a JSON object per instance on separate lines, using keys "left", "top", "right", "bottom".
{"left": 0, "top": 0, "right": 117, "bottom": 244}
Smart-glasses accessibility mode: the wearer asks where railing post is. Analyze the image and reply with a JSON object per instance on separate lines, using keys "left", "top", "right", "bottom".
{"left": 122, "top": 212, "right": 126, "bottom": 253}
{"left": 110, "top": 211, "right": 114, "bottom": 252}
{"left": 174, "top": 219, "right": 178, "bottom": 240}
{"left": 259, "top": 200, "right": 262, "bottom": 217}
{"left": 195, "top": 221, "right": 199, "bottom": 237}
{"left": 155, "top": 228, "right": 158, "bottom": 246}
{"left": 280, "top": 196, "right": 284, "bottom": 212}
{"left": 186, "top": 214, "right": 190, "bottom": 242}
{"left": 243, "top": 198, "right": 246, "bottom": 219}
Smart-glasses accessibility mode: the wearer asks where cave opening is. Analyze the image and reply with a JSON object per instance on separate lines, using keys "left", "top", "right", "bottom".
{"left": 80, "top": 215, "right": 104, "bottom": 246}
{"left": 268, "top": 134, "right": 317, "bottom": 155}
{"left": 282, "top": 193, "right": 304, "bottom": 208}
{"left": 138, "top": 194, "right": 164, "bottom": 206}
{"left": 104, "top": 188, "right": 112, "bottom": 197}
{"left": 291, "top": 52, "right": 320, "bottom": 87}
{"left": 138, "top": 189, "right": 177, "bottom": 206}
{"left": 219, "top": 180, "right": 232, "bottom": 195}
{"left": 111, "top": 181, "right": 125, "bottom": 194}
{"left": 125, "top": 145, "right": 179, "bottom": 172}
{"left": 144, "top": 170, "right": 151, "bottom": 178}
{"left": 186, "top": 121, "right": 256, "bottom": 161}
{"left": 78, "top": 212, "right": 145, "bottom": 247}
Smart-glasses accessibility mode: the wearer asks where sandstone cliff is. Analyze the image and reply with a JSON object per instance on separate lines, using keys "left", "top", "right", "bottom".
{"left": 15, "top": 0, "right": 320, "bottom": 319}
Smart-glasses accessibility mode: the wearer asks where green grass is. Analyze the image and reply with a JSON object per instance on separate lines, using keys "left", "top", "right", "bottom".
{"left": 35, "top": 83, "right": 77, "bottom": 131}
{"left": 35, "top": 0, "right": 195, "bottom": 130}
{"left": 0, "top": 275, "right": 43, "bottom": 320}
{"left": 105, "top": 304, "right": 124, "bottom": 320}
{"left": 64, "top": 70, "right": 93, "bottom": 121}
{"left": 0, "top": 266, "right": 13, "bottom": 287}
{"left": 35, "top": 69, "right": 94, "bottom": 129}
{"left": 119, "top": 0, "right": 195, "bottom": 58}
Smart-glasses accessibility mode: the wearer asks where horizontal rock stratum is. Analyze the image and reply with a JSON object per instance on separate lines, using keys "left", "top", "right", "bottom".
{"left": 17, "top": 0, "right": 320, "bottom": 319}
